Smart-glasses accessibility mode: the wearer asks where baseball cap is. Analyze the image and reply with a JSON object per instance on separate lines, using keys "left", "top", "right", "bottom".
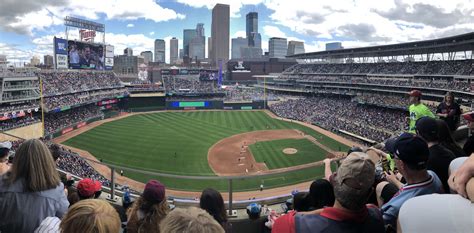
{"left": 143, "top": 180, "right": 166, "bottom": 203}
{"left": 415, "top": 116, "right": 439, "bottom": 141}
{"left": 0, "top": 141, "right": 12, "bottom": 150}
{"left": 392, "top": 133, "right": 429, "bottom": 168}
{"left": 247, "top": 203, "right": 261, "bottom": 214}
{"left": 334, "top": 152, "right": 375, "bottom": 195}
{"left": 408, "top": 90, "right": 422, "bottom": 97}
{"left": 463, "top": 112, "right": 474, "bottom": 122}
{"left": 77, "top": 178, "right": 102, "bottom": 198}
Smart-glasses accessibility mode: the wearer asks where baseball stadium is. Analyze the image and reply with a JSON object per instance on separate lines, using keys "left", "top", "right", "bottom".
{"left": 1, "top": 12, "right": 474, "bottom": 233}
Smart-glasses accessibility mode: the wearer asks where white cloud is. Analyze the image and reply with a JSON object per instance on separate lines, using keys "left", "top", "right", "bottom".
{"left": 233, "top": 30, "right": 246, "bottom": 38}
{"left": 126, "top": 23, "right": 134, "bottom": 28}
{"left": 149, "top": 31, "right": 155, "bottom": 36}
{"left": 263, "top": 26, "right": 286, "bottom": 38}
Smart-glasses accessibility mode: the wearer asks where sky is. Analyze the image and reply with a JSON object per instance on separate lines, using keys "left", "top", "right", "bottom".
{"left": 0, "top": 0, "right": 473, "bottom": 64}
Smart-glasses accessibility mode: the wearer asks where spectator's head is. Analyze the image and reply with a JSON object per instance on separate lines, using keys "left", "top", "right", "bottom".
{"left": 408, "top": 90, "right": 421, "bottom": 104}
{"left": 200, "top": 188, "right": 227, "bottom": 225}
{"left": 293, "top": 192, "right": 312, "bottom": 211}
{"left": 463, "top": 112, "right": 474, "bottom": 129}
{"left": 416, "top": 117, "right": 439, "bottom": 143}
{"left": 6, "top": 139, "right": 60, "bottom": 192}
{"left": 436, "top": 119, "right": 457, "bottom": 145}
{"left": 160, "top": 207, "right": 224, "bottom": 233}
{"left": 60, "top": 199, "right": 121, "bottom": 233}
{"left": 0, "top": 141, "right": 12, "bottom": 161}
{"left": 83, "top": 46, "right": 91, "bottom": 58}
{"left": 309, "top": 178, "right": 335, "bottom": 209}
{"left": 332, "top": 152, "right": 375, "bottom": 211}
{"left": 388, "top": 133, "right": 429, "bottom": 173}
{"left": 77, "top": 178, "right": 102, "bottom": 199}
{"left": 49, "top": 144, "right": 61, "bottom": 162}
{"left": 246, "top": 203, "right": 261, "bottom": 219}
{"left": 444, "top": 91, "right": 454, "bottom": 104}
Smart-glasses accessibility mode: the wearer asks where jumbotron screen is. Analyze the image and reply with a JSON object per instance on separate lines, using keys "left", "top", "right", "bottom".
{"left": 171, "top": 101, "right": 210, "bottom": 107}
{"left": 68, "top": 40, "right": 105, "bottom": 70}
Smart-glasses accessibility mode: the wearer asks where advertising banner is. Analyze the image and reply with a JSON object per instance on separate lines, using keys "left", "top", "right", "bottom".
{"left": 54, "top": 37, "right": 68, "bottom": 55}
{"left": 62, "top": 127, "right": 74, "bottom": 135}
{"left": 56, "top": 54, "right": 68, "bottom": 69}
{"left": 105, "top": 45, "right": 114, "bottom": 57}
{"left": 77, "top": 122, "right": 87, "bottom": 128}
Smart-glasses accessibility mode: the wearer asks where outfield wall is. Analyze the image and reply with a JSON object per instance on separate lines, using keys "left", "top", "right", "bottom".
{"left": 165, "top": 100, "right": 266, "bottom": 110}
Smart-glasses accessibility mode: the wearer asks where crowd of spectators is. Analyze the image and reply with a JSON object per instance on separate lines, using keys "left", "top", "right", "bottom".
{"left": 288, "top": 75, "right": 472, "bottom": 93}
{"left": 163, "top": 76, "right": 219, "bottom": 93}
{"left": 223, "top": 86, "right": 279, "bottom": 102}
{"left": 44, "top": 88, "right": 128, "bottom": 110}
{"left": 270, "top": 97, "right": 406, "bottom": 142}
{"left": 354, "top": 93, "right": 438, "bottom": 112}
{"left": 0, "top": 101, "right": 39, "bottom": 115}
{"left": 0, "top": 116, "right": 41, "bottom": 131}
{"left": 38, "top": 71, "right": 123, "bottom": 97}
{"left": 284, "top": 60, "right": 474, "bottom": 76}
{"left": 44, "top": 105, "right": 103, "bottom": 134}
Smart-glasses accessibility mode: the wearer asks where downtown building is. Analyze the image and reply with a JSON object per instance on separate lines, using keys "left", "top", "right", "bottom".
{"left": 269, "top": 37, "right": 288, "bottom": 58}
{"left": 154, "top": 39, "right": 165, "bottom": 63}
{"left": 140, "top": 51, "right": 153, "bottom": 64}
{"left": 287, "top": 41, "right": 305, "bottom": 56}
{"left": 211, "top": 3, "right": 230, "bottom": 68}
{"left": 170, "top": 37, "right": 179, "bottom": 64}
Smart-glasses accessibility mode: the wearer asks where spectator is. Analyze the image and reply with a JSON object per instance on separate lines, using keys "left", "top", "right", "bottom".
{"left": 246, "top": 203, "right": 262, "bottom": 220}
{"left": 436, "top": 92, "right": 462, "bottom": 131}
{"left": 272, "top": 152, "right": 385, "bottom": 233}
{"left": 71, "top": 178, "right": 103, "bottom": 205}
{"left": 60, "top": 199, "right": 121, "bottom": 233}
{"left": 292, "top": 192, "right": 312, "bottom": 212}
{"left": 462, "top": 112, "right": 474, "bottom": 156}
{"left": 308, "top": 178, "right": 335, "bottom": 210}
{"left": 407, "top": 90, "right": 435, "bottom": 133}
{"left": 416, "top": 117, "right": 456, "bottom": 192}
{"left": 127, "top": 180, "right": 170, "bottom": 233}
{"left": 0, "top": 141, "right": 12, "bottom": 175}
{"left": 199, "top": 188, "right": 232, "bottom": 232}
{"left": 159, "top": 207, "right": 225, "bottom": 233}
{"left": 376, "top": 133, "right": 443, "bottom": 227}
{"left": 0, "top": 139, "right": 69, "bottom": 233}
{"left": 449, "top": 155, "right": 474, "bottom": 200}
{"left": 436, "top": 119, "right": 467, "bottom": 158}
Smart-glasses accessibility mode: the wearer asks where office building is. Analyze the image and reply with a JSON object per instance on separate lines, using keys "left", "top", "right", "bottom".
{"left": 269, "top": 37, "right": 288, "bottom": 58}
{"left": 154, "top": 39, "right": 165, "bottom": 63}
{"left": 326, "top": 42, "right": 343, "bottom": 51}
{"left": 287, "top": 41, "right": 305, "bottom": 56}
{"left": 43, "top": 55, "right": 54, "bottom": 68}
{"left": 231, "top": 37, "right": 247, "bottom": 59}
{"left": 124, "top": 48, "right": 133, "bottom": 56}
{"left": 189, "top": 23, "right": 205, "bottom": 60}
{"left": 211, "top": 3, "right": 230, "bottom": 67}
{"left": 170, "top": 37, "right": 179, "bottom": 64}
{"left": 113, "top": 55, "right": 139, "bottom": 74}
{"left": 246, "top": 12, "right": 260, "bottom": 47}
{"left": 240, "top": 47, "right": 262, "bottom": 59}
{"left": 140, "top": 51, "right": 153, "bottom": 64}
{"left": 208, "top": 37, "right": 212, "bottom": 59}
{"left": 183, "top": 29, "right": 197, "bottom": 58}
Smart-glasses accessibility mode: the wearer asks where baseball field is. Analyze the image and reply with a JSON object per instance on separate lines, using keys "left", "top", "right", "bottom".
{"left": 63, "top": 111, "right": 349, "bottom": 192}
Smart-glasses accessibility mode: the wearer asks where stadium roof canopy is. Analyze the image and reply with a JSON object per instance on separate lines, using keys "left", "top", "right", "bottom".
{"left": 288, "top": 32, "right": 474, "bottom": 60}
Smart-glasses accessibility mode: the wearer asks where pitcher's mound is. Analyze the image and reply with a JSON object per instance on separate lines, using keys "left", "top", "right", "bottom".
{"left": 283, "top": 148, "right": 298, "bottom": 155}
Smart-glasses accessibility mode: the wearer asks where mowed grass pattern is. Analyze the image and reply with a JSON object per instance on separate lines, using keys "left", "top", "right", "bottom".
{"left": 250, "top": 139, "right": 327, "bottom": 169}
{"left": 64, "top": 111, "right": 349, "bottom": 191}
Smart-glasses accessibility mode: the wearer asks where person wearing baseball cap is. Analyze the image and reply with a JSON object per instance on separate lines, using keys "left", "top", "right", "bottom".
{"left": 76, "top": 178, "right": 102, "bottom": 199}
{"left": 0, "top": 141, "right": 12, "bottom": 176}
{"left": 462, "top": 112, "right": 474, "bottom": 156}
{"left": 377, "top": 133, "right": 443, "bottom": 228}
{"left": 408, "top": 89, "right": 435, "bottom": 133}
{"left": 272, "top": 152, "right": 385, "bottom": 233}
{"left": 127, "top": 180, "right": 170, "bottom": 233}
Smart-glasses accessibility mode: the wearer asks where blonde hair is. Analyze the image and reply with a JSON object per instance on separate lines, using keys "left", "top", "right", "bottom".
{"left": 160, "top": 207, "right": 225, "bottom": 233}
{"left": 6, "top": 139, "right": 60, "bottom": 192}
{"left": 126, "top": 196, "right": 170, "bottom": 233}
{"left": 60, "top": 199, "right": 121, "bottom": 233}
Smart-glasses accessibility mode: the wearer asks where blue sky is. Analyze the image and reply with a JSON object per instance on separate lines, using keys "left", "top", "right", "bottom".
{"left": 0, "top": 0, "right": 473, "bottom": 64}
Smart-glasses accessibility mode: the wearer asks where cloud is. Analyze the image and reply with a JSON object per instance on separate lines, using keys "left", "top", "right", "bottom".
{"left": 0, "top": 0, "right": 186, "bottom": 35}
{"left": 175, "top": 0, "right": 264, "bottom": 17}
{"left": 126, "top": 23, "right": 134, "bottom": 28}
{"left": 335, "top": 23, "right": 390, "bottom": 42}
{"left": 263, "top": 26, "right": 286, "bottom": 38}
{"left": 149, "top": 31, "right": 155, "bottom": 36}
{"left": 233, "top": 30, "right": 246, "bottom": 38}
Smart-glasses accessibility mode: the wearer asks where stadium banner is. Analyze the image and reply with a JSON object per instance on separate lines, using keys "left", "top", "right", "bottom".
{"left": 54, "top": 37, "right": 68, "bottom": 55}
{"left": 60, "top": 106, "right": 71, "bottom": 111}
{"left": 56, "top": 54, "right": 68, "bottom": 69}
{"left": 105, "top": 45, "right": 114, "bottom": 57}
{"left": 241, "top": 106, "right": 253, "bottom": 110}
{"left": 77, "top": 122, "right": 87, "bottom": 128}
{"left": 105, "top": 57, "right": 114, "bottom": 70}
{"left": 62, "top": 127, "right": 74, "bottom": 135}
{"left": 68, "top": 40, "right": 105, "bottom": 70}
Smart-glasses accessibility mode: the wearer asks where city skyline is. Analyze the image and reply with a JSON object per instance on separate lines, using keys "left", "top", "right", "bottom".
{"left": 0, "top": 0, "right": 473, "bottom": 64}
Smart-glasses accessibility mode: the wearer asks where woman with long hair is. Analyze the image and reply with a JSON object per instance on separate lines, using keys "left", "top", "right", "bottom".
{"left": 437, "top": 119, "right": 466, "bottom": 158}
{"left": 127, "top": 180, "right": 170, "bottom": 233}
{"left": 436, "top": 92, "right": 462, "bottom": 131}
{"left": 199, "top": 188, "right": 232, "bottom": 232}
{"left": 0, "top": 139, "right": 69, "bottom": 233}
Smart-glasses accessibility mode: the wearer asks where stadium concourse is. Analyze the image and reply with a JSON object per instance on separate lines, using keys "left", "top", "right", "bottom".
{"left": 1, "top": 34, "right": 474, "bottom": 232}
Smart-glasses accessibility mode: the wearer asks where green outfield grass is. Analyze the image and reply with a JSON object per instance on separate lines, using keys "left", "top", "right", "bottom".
{"left": 63, "top": 111, "right": 349, "bottom": 191}
{"left": 250, "top": 139, "right": 328, "bottom": 169}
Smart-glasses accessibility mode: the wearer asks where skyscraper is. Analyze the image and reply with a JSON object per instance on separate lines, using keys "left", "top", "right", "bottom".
{"left": 287, "top": 41, "right": 305, "bottom": 55}
{"left": 269, "top": 37, "right": 288, "bottom": 58}
{"left": 154, "top": 39, "right": 165, "bottom": 63}
{"left": 43, "top": 55, "right": 54, "bottom": 68}
{"left": 231, "top": 37, "right": 247, "bottom": 59}
{"left": 246, "top": 12, "right": 260, "bottom": 47}
{"left": 189, "top": 23, "right": 205, "bottom": 60}
{"left": 208, "top": 37, "right": 212, "bottom": 59}
{"left": 211, "top": 3, "right": 230, "bottom": 67}
{"left": 140, "top": 51, "right": 153, "bottom": 64}
{"left": 124, "top": 47, "right": 133, "bottom": 56}
{"left": 183, "top": 29, "right": 197, "bottom": 58}
{"left": 170, "top": 37, "right": 179, "bottom": 64}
